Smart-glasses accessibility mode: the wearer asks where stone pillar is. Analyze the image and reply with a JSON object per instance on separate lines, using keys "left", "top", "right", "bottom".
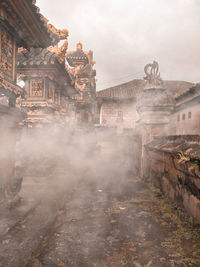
{"left": 136, "top": 61, "right": 174, "bottom": 180}
{"left": 66, "top": 43, "right": 97, "bottom": 126}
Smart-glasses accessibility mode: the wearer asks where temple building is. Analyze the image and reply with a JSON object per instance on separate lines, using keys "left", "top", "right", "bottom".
{"left": 17, "top": 25, "right": 77, "bottom": 127}
{"left": 0, "top": 0, "right": 56, "bottom": 206}
{"left": 17, "top": 30, "right": 97, "bottom": 127}
{"left": 66, "top": 42, "right": 97, "bottom": 125}
{"left": 97, "top": 76, "right": 195, "bottom": 134}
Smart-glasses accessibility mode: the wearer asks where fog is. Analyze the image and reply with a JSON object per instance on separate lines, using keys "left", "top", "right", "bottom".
{"left": 15, "top": 124, "right": 138, "bottom": 209}
{"left": 37, "top": 0, "right": 200, "bottom": 90}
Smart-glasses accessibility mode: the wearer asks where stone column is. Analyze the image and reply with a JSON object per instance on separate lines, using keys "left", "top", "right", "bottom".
{"left": 136, "top": 61, "right": 174, "bottom": 180}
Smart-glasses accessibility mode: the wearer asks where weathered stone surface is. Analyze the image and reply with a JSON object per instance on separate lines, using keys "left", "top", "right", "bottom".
{"left": 145, "top": 135, "right": 200, "bottom": 224}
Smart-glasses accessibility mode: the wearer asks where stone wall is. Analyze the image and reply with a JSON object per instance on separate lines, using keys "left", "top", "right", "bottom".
{"left": 100, "top": 101, "right": 139, "bottom": 129}
{"left": 144, "top": 135, "right": 200, "bottom": 224}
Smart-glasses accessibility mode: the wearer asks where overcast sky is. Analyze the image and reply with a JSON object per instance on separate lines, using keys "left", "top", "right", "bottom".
{"left": 37, "top": 0, "right": 200, "bottom": 90}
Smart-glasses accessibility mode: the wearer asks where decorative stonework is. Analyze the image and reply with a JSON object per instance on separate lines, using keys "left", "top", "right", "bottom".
{"left": 0, "top": 27, "right": 15, "bottom": 80}
{"left": 136, "top": 60, "right": 174, "bottom": 131}
{"left": 144, "top": 61, "right": 163, "bottom": 88}
{"left": 44, "top": 18, "right": 69, "bottom": 64}
{"left": 66, "top": 43, "right": 96, "bottom": 92}
{"left": 65, "top": 42, "right": 97, "bottom": 124}
{"left": 30, "top": 79, "right": 43, "bottom": 97}
{"left": 47, "top": 39, "right": 68, "bottom": 64}
{"left": 0, "top": 71, "right": 24, "bottom": 97}
{"left": 42, "top": 17, "right": 69, "bottom": 44}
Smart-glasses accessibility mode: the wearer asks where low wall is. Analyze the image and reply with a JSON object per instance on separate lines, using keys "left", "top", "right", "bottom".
{"left": 144, "top": 135, "right": 200, "bottom": 224}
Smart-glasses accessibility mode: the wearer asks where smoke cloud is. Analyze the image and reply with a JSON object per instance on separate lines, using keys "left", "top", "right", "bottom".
{"left": 15, "top": 123, "right": 137, "bottom": 208}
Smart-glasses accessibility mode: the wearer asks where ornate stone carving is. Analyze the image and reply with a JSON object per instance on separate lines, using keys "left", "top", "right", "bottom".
{"left": 66, "top": 65, "right": 86, "bottom": 91}
{"left": 66, "top": 42, "right": 89, "bottom": 67}
{"left": 144, "top": 61, "right": 163, "bottom": 87}
{"left": 0, "top": 28, "right": 14, "bottom": 79}
{"left": 136, "top": 61, "right": 174, "bottom": 115}
{"left": 41, "top": 17, "right": 69, "bottom": 64}
{"left": 65, "top": 42, "right": 96, "bottom": 123}
{"left": 42, "top": 17, "right": 69, "bottom": 44}
{"left": 48, "top": 39, "right": 68, "bottom": 64}
{"left": 30, "top": 79, "right": 43, "bottom": 97}
{"left": 66, "top": 43, "right": 96, "bottom": 92}
{"left": 0, "top": 71, "right": 24, "bottom": 97}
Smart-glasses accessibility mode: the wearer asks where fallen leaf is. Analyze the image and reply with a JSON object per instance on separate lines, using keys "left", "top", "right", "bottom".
{"left": 2, "top": 239, "right": 9, "bottom": 245}
{"left": 57, "top": 262, "right": 65, "bottom": 267}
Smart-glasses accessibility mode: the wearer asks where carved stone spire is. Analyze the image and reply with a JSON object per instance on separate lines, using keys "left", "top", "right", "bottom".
{"left": 136, "top": 61, "right": 174, "bottom": 116}
{"left": 65, "top": 42, "right": 97, "bottom": 124}
{"left": 76, "top": 42, "right": 83, "bottom": 51}
{"left": 144, "top": 61, "right": 163, "bottom": 89}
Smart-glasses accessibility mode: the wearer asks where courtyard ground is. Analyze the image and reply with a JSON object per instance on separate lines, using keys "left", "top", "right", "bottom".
{"left": 21, "top": 177, "right": 200, "bottom": 267}
{"left": 1, "top": 130, "right": 200, "bottom": 267}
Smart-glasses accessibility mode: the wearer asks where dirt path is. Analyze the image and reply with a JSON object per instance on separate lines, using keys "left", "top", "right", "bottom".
{"left": 26, "top": 178, "right": 200, "bottom": 267}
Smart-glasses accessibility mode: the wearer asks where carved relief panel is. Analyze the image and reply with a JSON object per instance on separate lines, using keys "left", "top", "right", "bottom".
{"left": 0, "top": 27, "right": 16, "bottom": 81}
{"left": 78, "top": 77, "right": 90, "bottom": 90}
{"left": 30, "top": 79, "right": 44, "bottom": 97}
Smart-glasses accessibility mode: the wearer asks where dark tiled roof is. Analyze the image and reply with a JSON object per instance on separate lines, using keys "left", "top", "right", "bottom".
{"left": 4, "top": 0, "right": 58, "bottom": 47}
{"left": 17, "top": 48, "right": 58, "bottom": 67}
{"left": 97, "top": 80, "right": 144, "bottom": 99}
{"left": 26, "top": 0, "right": 58, "bottom": 45}
{"left": 164, "top": 80, "right": 196, "bottom": 99}
{"left": 175, "top": 83, "right": 200, "bottom": 101}
{"left": 97, "top": 80, "right": 195, "bottom": 100}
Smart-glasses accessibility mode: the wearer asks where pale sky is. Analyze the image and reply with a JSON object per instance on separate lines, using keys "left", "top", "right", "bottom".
{"left": 37, "top": 0, "right": 200, "bottom": 90}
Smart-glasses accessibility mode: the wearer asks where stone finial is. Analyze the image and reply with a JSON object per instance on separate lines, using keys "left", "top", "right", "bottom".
{"left": 144, "top": 61, "right": 163, "bottom": 87}
{"left": 76, "top": 42, "right": 83, "bottom": 51}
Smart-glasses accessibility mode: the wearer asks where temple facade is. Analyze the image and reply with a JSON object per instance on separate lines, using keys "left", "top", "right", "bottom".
{"left": 17, "top": 40, "right": 97, "bottom": 127}
{"left": 0, "top": 0, "right": 97, "bottom": 207}
{"left": 0, "top": 0, "right": 56, "bottom": 206}
{"left": 17, "top": 25, "right": 77, "bottom": 127}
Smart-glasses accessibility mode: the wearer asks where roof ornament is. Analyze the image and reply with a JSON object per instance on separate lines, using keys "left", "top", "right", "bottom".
{"left": 76, "top": 42, "right": 83, "bottom": 51}
{"left": 144, "top": 61, "right": 163, "bottom": 87}
{"left": 43, "top": 19, "right": 69, "bottom": 64}
{"left": 42, "top": 17, "right": 69, "bottom": 44}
